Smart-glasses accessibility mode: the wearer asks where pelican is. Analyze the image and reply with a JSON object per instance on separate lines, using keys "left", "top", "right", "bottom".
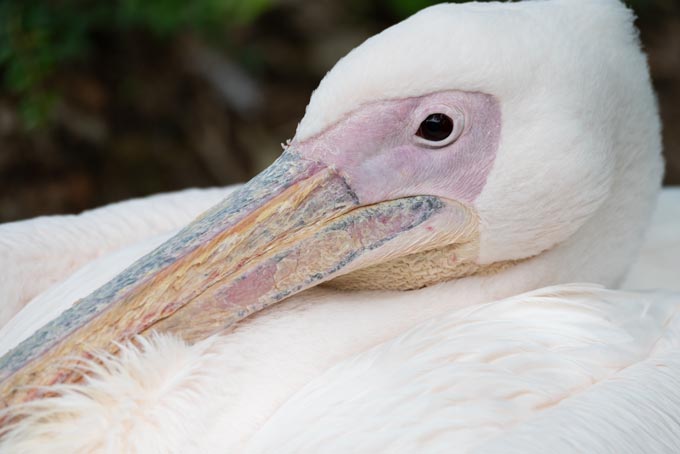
{"left": 1, "top": 0, "right": 680, "bottom": 452}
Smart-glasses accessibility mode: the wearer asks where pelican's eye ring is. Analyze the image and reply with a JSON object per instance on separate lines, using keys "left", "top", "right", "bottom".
{"left": 413, "top": 107, "right": 465, "bottom": 148}
{"left": 416, "top": 113, "right": 453, "bottom": 142}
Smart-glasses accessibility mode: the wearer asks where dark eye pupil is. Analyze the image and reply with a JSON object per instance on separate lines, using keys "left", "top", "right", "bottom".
{"left": 417, "top": 113, "right": 454, "bottom": 142}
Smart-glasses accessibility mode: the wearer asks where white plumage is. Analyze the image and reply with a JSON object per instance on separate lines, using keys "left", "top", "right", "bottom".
{"left": 0, "top": 187, "right": 677, "bottom": 453}
{"left": 624, "top": 188, "right": 680, "bottom": 290}
{"left": 0, "top": 187, "right": 678, "bottom": 453}
{"left": 0, "top": 187, "right": 234, "bottom": 327}
{"left": 1, "top": 0, "right": 679, "bottom": 452}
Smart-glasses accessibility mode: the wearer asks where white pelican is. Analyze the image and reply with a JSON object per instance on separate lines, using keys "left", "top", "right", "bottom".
{"left": 1, "top": 0, "right": 680, "bottom": 452}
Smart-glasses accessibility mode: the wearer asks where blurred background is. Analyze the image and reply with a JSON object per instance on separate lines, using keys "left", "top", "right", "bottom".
{"left": 1, "top": 0, "right": 678, "bottom": 222}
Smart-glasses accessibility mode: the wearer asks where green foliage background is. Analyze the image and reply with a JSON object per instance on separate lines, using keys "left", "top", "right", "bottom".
{"left": 0, "top": 0, "right": 269, "bottom": 128}
{"left": 2, "top": 0, "right": 675, "bottom": 129}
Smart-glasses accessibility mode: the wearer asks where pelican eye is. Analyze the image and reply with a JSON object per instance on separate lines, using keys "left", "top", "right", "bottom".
{"left": 416, "top": 113, "right": 454, "bottom": 142}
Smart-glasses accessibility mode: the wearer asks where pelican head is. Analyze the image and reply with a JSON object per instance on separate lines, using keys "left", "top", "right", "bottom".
{"left": 0, "top": 0, "right": 662, "bottom": 406}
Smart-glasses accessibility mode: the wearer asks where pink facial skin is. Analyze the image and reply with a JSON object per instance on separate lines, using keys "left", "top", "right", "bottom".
{"left": 295, "top": 91, "right": 501, "bottom": 206}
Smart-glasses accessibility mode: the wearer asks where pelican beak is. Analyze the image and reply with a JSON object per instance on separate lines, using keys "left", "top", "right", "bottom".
{"left": 0, "top": 150, "right": 452, "bottom": 407}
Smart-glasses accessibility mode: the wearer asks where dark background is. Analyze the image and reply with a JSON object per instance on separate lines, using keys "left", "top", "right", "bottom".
{"left": 1, "top": 0, "right": 678, "bottom": 222}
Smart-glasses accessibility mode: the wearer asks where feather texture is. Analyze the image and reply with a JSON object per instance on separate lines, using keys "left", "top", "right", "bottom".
{"left": 0, "top": 187, "right": 234, "bottom": 326}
